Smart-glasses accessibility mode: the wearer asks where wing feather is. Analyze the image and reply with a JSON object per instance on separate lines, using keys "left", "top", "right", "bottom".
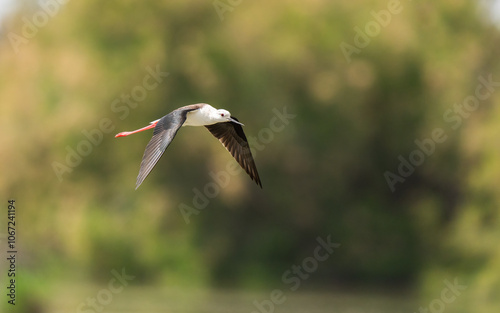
{"left": 135, "top": 108, "right": 196, "bottom": 189}
{"left": 205, "top": 118, "right": 262, "bottom": 188}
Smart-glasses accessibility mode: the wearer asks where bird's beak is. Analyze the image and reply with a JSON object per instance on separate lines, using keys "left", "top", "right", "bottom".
{"left": 229, "top": 117, "right": 244, "bottom": 126}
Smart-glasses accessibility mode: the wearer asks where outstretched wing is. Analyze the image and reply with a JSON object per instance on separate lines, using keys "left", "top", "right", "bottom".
{"left": 205, "top": 118, "right": 262, "bottom": 188}
{"left": 135, "top": 108, "right": 196, "bottom": 189}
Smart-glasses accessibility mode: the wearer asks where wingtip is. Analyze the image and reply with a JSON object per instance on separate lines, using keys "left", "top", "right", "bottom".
{"left": 256, "top": 179, "right": 263, "bottom": 189}
{"left": 135, "top": 180, "right": 143, "bottom": 190}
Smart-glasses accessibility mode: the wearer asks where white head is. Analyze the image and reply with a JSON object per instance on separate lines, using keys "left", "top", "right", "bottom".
{"left": 214, "top": 108, "right": 244, "bottom": 125}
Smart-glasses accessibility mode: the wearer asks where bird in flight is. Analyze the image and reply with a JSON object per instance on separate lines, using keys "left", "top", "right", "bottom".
{"left": 115, "top": 103, "right": 262, "bottom": 189}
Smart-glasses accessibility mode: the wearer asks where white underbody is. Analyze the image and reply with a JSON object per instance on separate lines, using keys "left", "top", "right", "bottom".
{"left": 183, "top": 105, "right": 221, "bottom": 127}
{"left": 149, "top": 104, "right": 231, "bottom": 127}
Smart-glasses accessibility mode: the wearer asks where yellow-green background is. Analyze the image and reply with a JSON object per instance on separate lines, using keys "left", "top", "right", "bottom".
{"left": 1, "top": 0, "right": 499, "bottom": 312}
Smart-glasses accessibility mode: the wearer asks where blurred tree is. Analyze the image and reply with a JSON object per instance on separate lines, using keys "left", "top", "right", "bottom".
{"left": 1, "top": 0, "right": 499, "bottom": 312}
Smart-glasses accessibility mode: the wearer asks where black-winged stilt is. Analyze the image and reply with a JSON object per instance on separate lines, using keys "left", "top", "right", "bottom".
{"left": 115, "top": 103, "right": 262, "bottom": 189}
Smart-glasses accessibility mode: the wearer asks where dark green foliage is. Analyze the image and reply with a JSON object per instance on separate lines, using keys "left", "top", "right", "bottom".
{"left": 1, "top": 0, "right": 500, "bottom": 311}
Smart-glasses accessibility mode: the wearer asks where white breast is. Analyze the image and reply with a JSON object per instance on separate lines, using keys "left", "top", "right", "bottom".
{"left": 183, "top": 105, "right": 218, "bottom": 126}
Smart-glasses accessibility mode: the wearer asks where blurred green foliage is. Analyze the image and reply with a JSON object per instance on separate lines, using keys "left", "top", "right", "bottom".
{"left": 1, "top": 0, "right": 500, "bottom": 312}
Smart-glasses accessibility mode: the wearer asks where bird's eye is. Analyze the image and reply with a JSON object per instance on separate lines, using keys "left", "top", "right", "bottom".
{"left": 220, "top": 113, "right": 225, "bottom": 117}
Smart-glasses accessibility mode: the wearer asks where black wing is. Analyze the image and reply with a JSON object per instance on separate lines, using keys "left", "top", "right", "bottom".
{"left": 135, "top": 108, "right": 196, "bottom": 189}
{"left": 205, "top": 118, "right": 262, "bottom": 188}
